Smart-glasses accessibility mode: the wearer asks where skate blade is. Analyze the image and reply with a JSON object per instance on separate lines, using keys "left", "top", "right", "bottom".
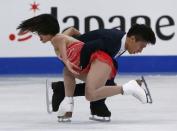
{"left": 141, "top": 76, "right": 153, "bottom": 104}
{"left": 46, "top": 79, "right": 53, "bottom": 114}
{"left": 89, "top": 115, "right": 111, "bottom": 122}
{"left": 58, "top": 118, "right": 71, "bottom": 122}
{"left": 58, "top": 112, "right": 72, "bottom": 122}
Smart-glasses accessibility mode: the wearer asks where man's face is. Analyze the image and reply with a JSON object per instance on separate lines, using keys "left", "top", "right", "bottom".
{"left": 126, "top": 36, "right": 147, "bottom": 54}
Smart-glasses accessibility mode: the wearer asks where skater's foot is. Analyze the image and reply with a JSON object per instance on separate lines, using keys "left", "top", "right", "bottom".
{"left": 123, "top": 79, "right": 147, "bottom": 103}
{"left": 57, "top": 97, "right": 74, "bottom": 120}
{"left": 90, "top": 102, "right": 111, "bottom": 117}
{"left": 89, "top": 102, "right": 111, "bottom": 122}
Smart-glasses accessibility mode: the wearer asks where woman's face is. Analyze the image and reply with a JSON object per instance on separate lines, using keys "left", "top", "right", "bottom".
{"left": 38, "top": 34, "right": 53, "bottom": 43}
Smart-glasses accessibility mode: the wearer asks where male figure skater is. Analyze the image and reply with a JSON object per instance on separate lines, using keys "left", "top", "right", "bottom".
{"left": 48, "top": 24, "right": 155, "bottom": 121}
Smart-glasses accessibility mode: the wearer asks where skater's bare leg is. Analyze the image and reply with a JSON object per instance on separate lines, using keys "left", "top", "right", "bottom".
{"left": 85, "top": 60, "right": 123, "bottom": 101}
{"left": 58, "top": 67, "right": 86, "bottom": 119}
{"left": 57, "top": 67, "right": 75, "bottom": 120}
{"left": 63, "top": 67, "right": 76, "bottom": 97}
{"left": 85, "top": 60, "right": 147, "bottom": 103}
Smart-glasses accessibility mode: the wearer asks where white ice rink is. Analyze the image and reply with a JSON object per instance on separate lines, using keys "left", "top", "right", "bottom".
{"left": 0, "top": 75, "right": 177, "bottom": 131}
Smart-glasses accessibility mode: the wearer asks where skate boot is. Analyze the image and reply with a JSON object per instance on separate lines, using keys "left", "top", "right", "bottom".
{"left": 57, "top": 97, "right": 74, "bottom": 122}
{"left": 89, "top": 101, "right": 111, "bottom": 122}
{"left": 123, "top": 78, "right": 150, "bottom": 104}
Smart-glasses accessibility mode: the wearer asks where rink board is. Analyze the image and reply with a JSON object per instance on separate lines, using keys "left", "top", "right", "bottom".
{"left": 0, "top": 56, "right": 177, "bottom": 75}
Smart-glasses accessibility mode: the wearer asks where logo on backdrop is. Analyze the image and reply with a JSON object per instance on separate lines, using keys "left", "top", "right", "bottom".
{"left": 8, "top": 1, "right": 175, "bottom": 43}
{"left": 8, "top": 1, "right": 40, "bottom": 43}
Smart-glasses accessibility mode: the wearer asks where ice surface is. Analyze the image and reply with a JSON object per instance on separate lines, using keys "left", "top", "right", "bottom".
{"left": 0, "top": 75, "right": 177, "bottom": 131}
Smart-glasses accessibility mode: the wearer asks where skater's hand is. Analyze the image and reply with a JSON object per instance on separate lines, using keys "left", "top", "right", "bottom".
{"left": 65, "top": 60, "right": 81, "bottom": 75}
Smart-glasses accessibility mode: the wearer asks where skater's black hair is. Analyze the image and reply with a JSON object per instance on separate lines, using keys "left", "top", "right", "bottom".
{"left": 17, "top": 14, "right": 60, "bottom": 35}
{"left": 127, "top": 24, "right": 156, "bottom": 44}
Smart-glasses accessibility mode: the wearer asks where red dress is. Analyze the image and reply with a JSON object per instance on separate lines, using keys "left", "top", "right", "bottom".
{"left": 66, "top": 41, "right": 117, "bottom": 79}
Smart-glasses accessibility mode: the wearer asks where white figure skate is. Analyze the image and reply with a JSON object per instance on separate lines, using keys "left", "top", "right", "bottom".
{"left": 57, "top": 97, "right": 74, "bottom": 122}
{"left": 123, "top": 76, "right": 152, "bottom": 104}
